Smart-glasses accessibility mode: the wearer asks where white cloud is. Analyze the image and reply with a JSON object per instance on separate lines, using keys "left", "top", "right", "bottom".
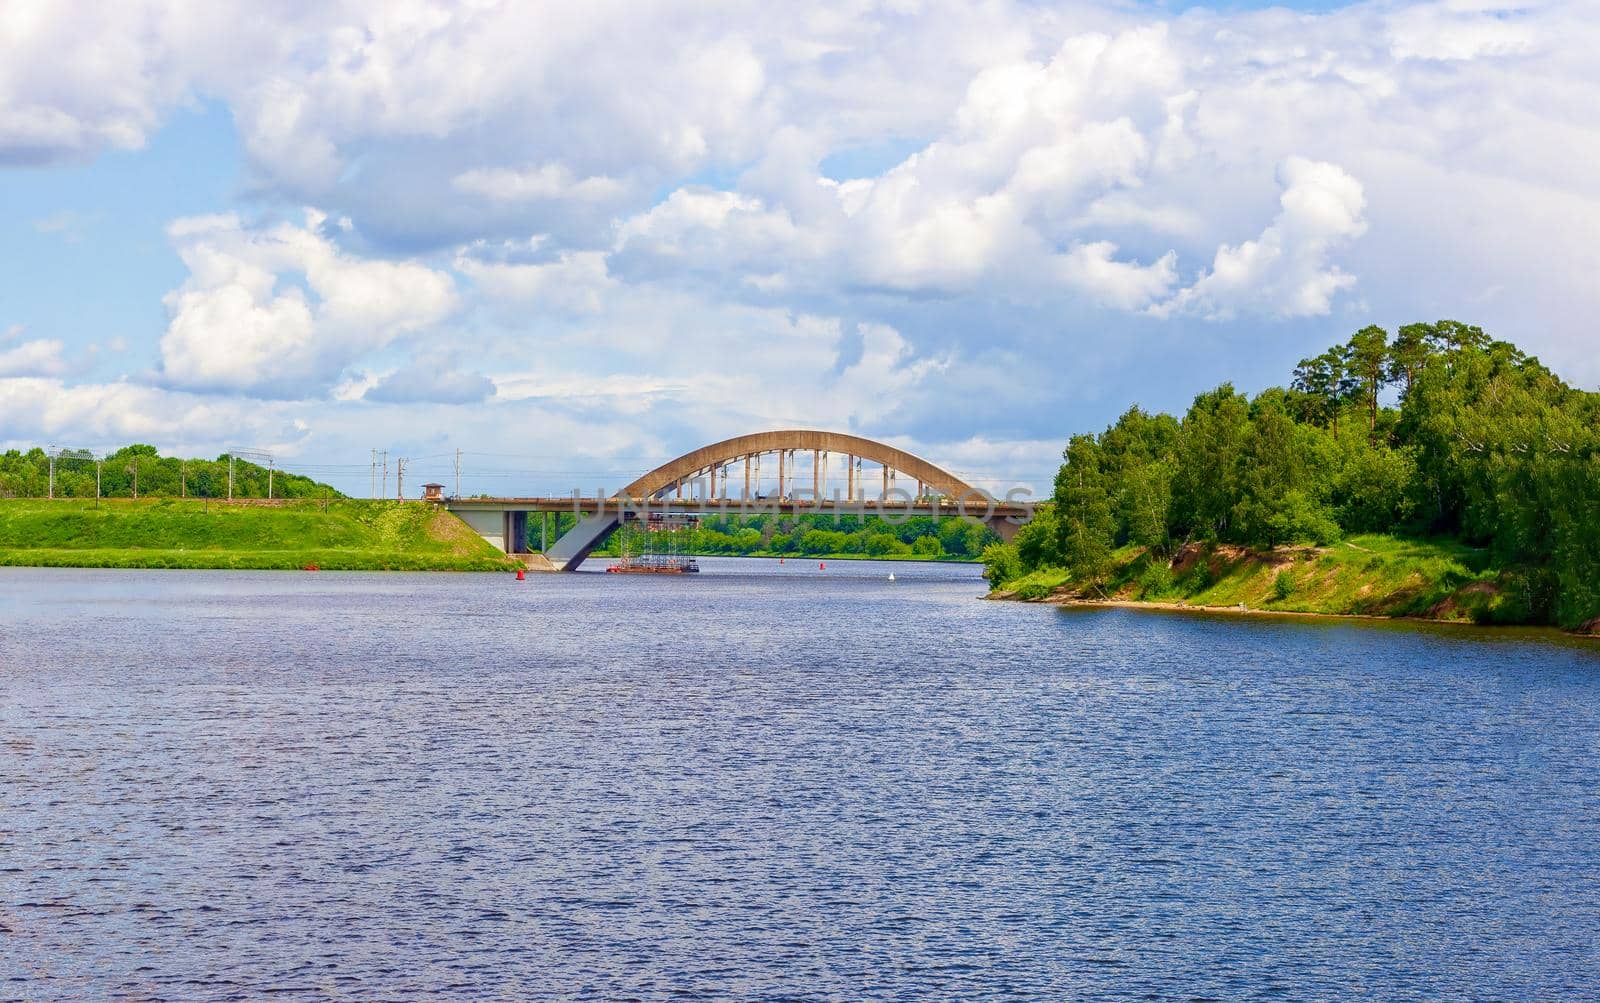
{"left": 453, "top": 164, "right": 625, "bottom": 203}
{"left": 159, "top": 210, "right": 458, "bottom": 396}
{"left": 6, "top": 0, "right": 1600, "bottom": 484}
{"left": 0, "top": 376, "right": 308, "bottom": 454}
{"left": 0, "top": 3, "right": 179, "bottom": 163}
{"left": 599, "top": 21, "right": 1378, "bottom": 314}
{"left": 364, "top": 357, "right": 494, "bottom": 405}
{"left": 1061, "top": 242, "right": 1178, "bottom": 311}
{"left": 456, "top": 248, "right": 614, "bottom": 315}
{"left": 1156, "top": 157, "right": 1368, "bottom": 320}
{"left": 0, "top": 338, "right": 70, "bottom": 378}
{"left": 615, "top": 189, "right": 805, "bottom": 270}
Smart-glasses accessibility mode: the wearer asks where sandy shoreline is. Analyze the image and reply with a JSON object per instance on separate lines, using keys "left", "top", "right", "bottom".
{"left": 987, "top": 591, "right": 1600, "bottom": 637}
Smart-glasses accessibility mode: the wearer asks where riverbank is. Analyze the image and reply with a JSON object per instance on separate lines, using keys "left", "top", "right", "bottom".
{"left": 986, "top": 534, "right": 1600, "bottom": 635}
{"left": 0, "top": 499, "right": 518, "bottom": 571}
{"left": 589, "top": 547, "right": 980, "bottom": 564}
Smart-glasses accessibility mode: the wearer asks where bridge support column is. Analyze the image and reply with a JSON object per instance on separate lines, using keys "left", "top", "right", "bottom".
{"left": 504, "top": 510, "right": 529, "bottom": 554}
{"left": 988, "top": 517, "right": 1023, "bottom": 543}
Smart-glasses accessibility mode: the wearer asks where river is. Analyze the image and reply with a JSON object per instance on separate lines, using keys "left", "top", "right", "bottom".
{"left": 2, "top": 560, "right": 1598, "bottom": 999}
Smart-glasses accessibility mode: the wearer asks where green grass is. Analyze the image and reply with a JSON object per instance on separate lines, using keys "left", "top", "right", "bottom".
{"left": 992, "top": 534, "right": 1520, "bottom": 623}
{"left": 0, "top": 498, "right": 519, "bottom": 572}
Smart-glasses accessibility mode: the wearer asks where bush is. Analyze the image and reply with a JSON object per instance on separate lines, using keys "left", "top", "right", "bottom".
{"left": 1272, "top": 571, "right": 1295, "bottom": 602}
{"left": 1136, "top": 561, "right": 1174, "bottom": 598}
{"left": 1014, "top": 579, "right": 1055, "bottom": 600}
{"left": 982, "top": 542, "right": 1021, "bottom": 588}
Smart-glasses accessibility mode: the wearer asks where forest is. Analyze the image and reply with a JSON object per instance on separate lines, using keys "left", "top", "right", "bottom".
{"left": 984, "top": 321, "right": 1600, "bottom": 629}
{"left": 596, "top": 512, "right": 997, "bottom": 561}
{"left": 0, "top": 445, "right": 336, "bottom": 500}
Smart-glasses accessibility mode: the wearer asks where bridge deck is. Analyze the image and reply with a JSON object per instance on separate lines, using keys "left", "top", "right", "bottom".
{"left": 440, "top": 496, "right": 1032, "bottom": 518}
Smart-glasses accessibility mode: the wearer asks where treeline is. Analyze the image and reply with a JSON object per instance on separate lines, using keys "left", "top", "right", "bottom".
{"left": 0, "top": 445, "right": 339, "bottom": 500}
{"left": 987, "top": 321, "right": 1600, "bottom": 628}
{"left": 603, "top": 512, "right": 998, "bottom": 560}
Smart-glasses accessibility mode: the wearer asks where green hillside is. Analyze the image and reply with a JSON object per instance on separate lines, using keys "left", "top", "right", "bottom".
{"left": 0, "top": 499, "right": 517, "bottom": 571}
{"left": 986, "top": 321, "right": 1600, "bottom": 631}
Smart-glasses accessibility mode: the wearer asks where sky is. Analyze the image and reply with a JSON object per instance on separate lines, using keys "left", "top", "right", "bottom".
{"left": 2, "top": 0, "right": 1596, "bottom": 498}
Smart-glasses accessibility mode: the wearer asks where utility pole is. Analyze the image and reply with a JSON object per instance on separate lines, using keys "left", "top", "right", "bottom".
{"left": 228, "top": 453, "right": 235, "bottom": 501}
{"left": 129, "top": 459, "right": 138, "bottom": 500}
{"left": 47, "top": 449, "right": 55, "bottom": 499}
{"left": 454, "top": 448, "right": 462, "bottom": 499}
{"left": 268, "top": 457, "right": 274, "bottom": 500}
{"left": 395, "top": 457, "right": 407, "bottom": 501}
{"left": 370, "top": 449, "right": 377, "bottom": 499}
{"left": 380, "top": 451, "right": 388, "bottom": 500}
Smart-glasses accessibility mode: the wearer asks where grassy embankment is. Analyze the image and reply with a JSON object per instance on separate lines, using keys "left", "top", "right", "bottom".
{"left": 0, "top": 498, "right": 518, "bottom": 571}
{"left": 988, "top": 533, "right": 1580, "bottom": 627}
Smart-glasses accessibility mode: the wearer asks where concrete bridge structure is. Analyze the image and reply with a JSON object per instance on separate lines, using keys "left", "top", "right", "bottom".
{"left": 438, "top": 429, "right": 1035, "bottom": 571}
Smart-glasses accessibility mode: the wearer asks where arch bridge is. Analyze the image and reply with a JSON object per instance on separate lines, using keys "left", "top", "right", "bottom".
{"left": 442, "top": 430, "right": 1034, "bottom": 571}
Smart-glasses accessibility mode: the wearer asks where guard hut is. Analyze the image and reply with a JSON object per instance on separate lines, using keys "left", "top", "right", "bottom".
{"left": 422, "top": 483, "right": 445, "bottom": 502}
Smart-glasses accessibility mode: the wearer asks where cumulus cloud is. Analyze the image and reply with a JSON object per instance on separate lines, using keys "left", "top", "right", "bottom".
{"left": 364, "top": 357, "right": 494, "bottom": 405}
{"left": 453, "top": 164, "right": 625, "bottom": 204}
{"left": 6, "top": 0, "right": 1600, "bottom": 487}
{"left": 0, "top": 376, "right": 309, "bottom": 454}
{"left": 456, "top": 248, "right": 614, "bottom": 315}
{"left": 159, "top": 210, "right": 457, "bottom": 397}
{"left": 0, "top": 3, "right": 179, "bottom": 163}
{"left": 1061, "top": 242, "right": 1178, "bottom": 311}
{"left": 603, "top": 22, "right": 1375, "bottom": 315}
{"left": 1156, "top": 157, "right": 1368, "bottom": 320}
{"left": 0, "top": 338, "right": 71, "bottom": 378}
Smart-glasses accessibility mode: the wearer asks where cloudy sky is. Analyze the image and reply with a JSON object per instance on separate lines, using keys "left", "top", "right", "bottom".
{"left": 2, "top": 0, "right": 1595, "bottom": 496}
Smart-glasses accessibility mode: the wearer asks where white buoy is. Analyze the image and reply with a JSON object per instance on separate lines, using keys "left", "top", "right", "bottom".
{"left": 888, "top": 572, "right": 896, "bottom": 582}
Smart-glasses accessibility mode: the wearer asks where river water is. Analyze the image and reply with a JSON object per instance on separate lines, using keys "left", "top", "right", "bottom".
{"left": 2, "top": 559, "right": 1598, "bottom": 999}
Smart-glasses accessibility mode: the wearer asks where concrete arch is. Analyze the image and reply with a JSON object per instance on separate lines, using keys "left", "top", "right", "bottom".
{"left": 621, "top": 429, "right": 981, "bottom": 501}
{"left": 539, "top": 429, "right": 1004, "bottom": 570}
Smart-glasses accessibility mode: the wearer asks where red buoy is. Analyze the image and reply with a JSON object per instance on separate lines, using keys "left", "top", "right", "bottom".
{"left": 515, "top": 568, "right": 525, "bottom": 581}
{"left": 819, "top": 561, "right": 825, "bottom": 569}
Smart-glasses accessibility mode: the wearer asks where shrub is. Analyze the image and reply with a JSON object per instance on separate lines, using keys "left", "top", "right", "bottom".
{"left": 982, "top": 542, "right": 1021, "bottom": 588}
{"left": 1137, "top": 561, "right": 1174, "bottom": 598}
{"left": 1272, "top": 571, "right": 1295, "bottom": 602}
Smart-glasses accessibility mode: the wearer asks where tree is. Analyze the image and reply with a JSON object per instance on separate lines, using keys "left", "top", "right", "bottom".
{"left": 1170, "top": 385, "right": 1250, "bottom": 539}
{"left": 987, "top": 318, "right": 1599, "bottom": 627}
{"left": 1229, "top": 397, "right": 1339, "bottom": 546}
{"left": 1052, "top": 435, "right": 1116, "bottom": 591}
{"left": 1292, "top": 348, "right": 1353, "bottom": 439}
{"left": 1098, "top": 406, "right": 1180, "bottom": 554}
{"left": 1428, "top": 319, "right": 1489, "bottom": 355}
{"left": 1345, "top": 324, "right": 1389, "bottom": 431}
{"left": 1389, "top": 322, "right": 1433, "bottom": 395}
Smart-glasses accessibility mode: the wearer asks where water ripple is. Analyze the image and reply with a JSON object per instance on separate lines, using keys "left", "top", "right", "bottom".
{"left": 1, "top": 561, "right": 1598, "bottom": 999}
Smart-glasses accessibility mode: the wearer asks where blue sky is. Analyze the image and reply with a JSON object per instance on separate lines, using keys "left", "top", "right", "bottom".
{"left": 2, "top": 0, "right": 1594, "bottom": 497}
